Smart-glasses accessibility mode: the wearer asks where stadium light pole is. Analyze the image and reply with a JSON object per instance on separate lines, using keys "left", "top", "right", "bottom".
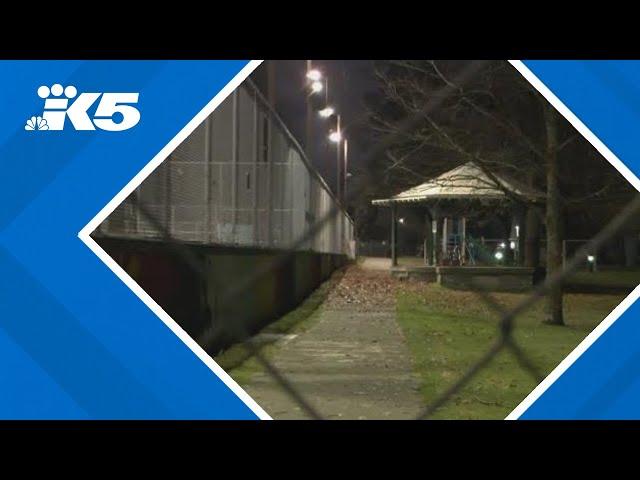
{"left": 328, "top": 114, "right": 343, "bottom": 202}
{"left": 305, "top": 60, "right": 323, "bottom": 159}
{"left": 343, "top": 138, "right": 349, "bottom": 205}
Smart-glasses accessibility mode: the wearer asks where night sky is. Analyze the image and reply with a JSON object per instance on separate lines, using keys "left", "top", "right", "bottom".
{"left": 251, "top": 60, "right": 378, "bottom": 195}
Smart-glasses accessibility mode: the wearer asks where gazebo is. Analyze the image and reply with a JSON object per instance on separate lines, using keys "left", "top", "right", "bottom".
{"left": 372, "top": 162, "right": 544, "bottom": 290}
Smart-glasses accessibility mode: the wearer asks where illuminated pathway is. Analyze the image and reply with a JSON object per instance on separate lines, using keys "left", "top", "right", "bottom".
{"left": 241, "top": 262, "right": 423, "bottom": 420}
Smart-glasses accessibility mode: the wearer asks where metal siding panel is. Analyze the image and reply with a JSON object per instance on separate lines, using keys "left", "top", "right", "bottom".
{"left": 168, "top": 122, "right": 207, "bottom": 243}
{"left": 211, "top": 95, "right": 234, "bottom": 163}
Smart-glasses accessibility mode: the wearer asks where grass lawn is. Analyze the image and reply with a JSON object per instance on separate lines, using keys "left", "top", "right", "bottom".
{"left": 396, "top": 285, "right": 627, "bottom": 419}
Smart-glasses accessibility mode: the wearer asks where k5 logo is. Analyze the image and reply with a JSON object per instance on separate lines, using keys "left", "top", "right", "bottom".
{"left": 25, "top": 84, "right": 140, "bottom": 131}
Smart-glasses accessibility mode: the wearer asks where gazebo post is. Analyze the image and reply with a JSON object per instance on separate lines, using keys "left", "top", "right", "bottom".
{"left": 461, "top": 217, "right": 467, "bottom": 265}
{"left": 391, "top": 204, "right": 398, "bottom": 267}
{"left": 423, "top": 211, "right": 429, "bottom": 265}
{"left": 442, "top": 217, "right": 449, "bottom": 261}
{"left": 429, "top": 206, "right": 439, "bottom": 266}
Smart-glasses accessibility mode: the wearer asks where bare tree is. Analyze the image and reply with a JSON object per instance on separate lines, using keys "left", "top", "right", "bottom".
{"left": 367, "top": 60, "right": 631, "bottom": 325}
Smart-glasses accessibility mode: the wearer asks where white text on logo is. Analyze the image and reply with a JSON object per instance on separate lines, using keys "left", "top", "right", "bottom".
{"left": 25, "top": 84, "right": 140, "bottom": 131}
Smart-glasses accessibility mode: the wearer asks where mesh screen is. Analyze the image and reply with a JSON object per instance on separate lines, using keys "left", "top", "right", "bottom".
{"left": 97, "top": 83, "right": 354, "bottom": 255}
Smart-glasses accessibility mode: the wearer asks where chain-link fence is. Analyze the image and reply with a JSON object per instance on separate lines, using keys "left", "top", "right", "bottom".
{"left": 93, "top": 63, "right": 640, "bottom": 420}
{"left": 96, "top": 79, "right": 355, "bottom": 258}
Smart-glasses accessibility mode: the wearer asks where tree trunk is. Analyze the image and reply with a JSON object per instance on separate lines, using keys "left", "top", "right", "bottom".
{"left": 544, "top": 105, "right": 564, "bottom": 325}
{"left": 523, "top": 171, "right": 541, "bottom": 268}
{"left": 524, "top": 206, "right": 540, "bottom": 268}
{"left": 624, "top": 234, "right": 638, "bottom": 268}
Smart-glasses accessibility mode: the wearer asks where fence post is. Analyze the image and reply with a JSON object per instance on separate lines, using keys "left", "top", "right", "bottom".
{"left": 204, "top": 117, "right": 212, "bottom": 243}
{"left": 231, "top": 89, "right": 239, "bottom": 243}
{"left": 252, "top": 89, "right": 259, "bottom": 245}
{"left": 266, "top": 115, "right": 273, "bottom": 247}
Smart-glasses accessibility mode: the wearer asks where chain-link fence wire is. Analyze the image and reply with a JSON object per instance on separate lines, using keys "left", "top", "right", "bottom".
{"left": 112, "top": 60, "right": 640, "bottom": 419}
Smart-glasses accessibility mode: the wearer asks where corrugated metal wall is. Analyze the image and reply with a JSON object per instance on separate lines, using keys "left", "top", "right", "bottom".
{"left": 98, "top": 81, "right": 354, "bottom": 256}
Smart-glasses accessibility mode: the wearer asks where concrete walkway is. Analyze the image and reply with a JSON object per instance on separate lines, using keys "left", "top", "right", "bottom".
{"left": 242, "top": 262, "right": 423, "bottom": 419}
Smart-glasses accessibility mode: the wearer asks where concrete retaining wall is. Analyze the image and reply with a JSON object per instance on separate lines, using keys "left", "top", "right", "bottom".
{"left": 437, "top": 266, "right": 535, "bottom": 292}
{"left": 391, "top": 265, "right": 535, "bottom": 292}
{"left": 390, "top": 266, "right": 438, "bottom": 282}
{"left": 95, "top": 237, "right": 347, "bottom": 353}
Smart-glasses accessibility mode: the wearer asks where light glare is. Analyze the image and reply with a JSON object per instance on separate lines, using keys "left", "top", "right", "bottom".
{"left": 319, "top": 106, "right": 335, "bottom": 118}
{"left": 306, "top": 69, "right": 322, "bottom": 81}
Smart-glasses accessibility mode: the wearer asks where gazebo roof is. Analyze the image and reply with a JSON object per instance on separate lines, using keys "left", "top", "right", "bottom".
{"left": 372, "top": 162, "right": 543, "bottom": 206}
